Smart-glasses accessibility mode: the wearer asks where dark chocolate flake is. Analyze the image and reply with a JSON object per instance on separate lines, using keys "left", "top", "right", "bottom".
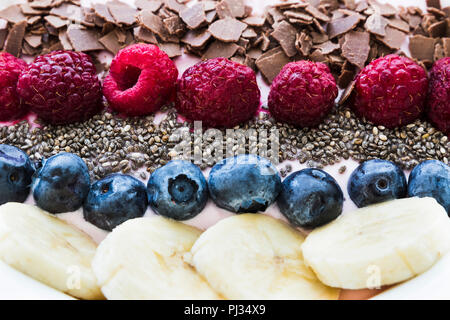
{"left": 44, "top": 15, "right": 68, "bottom": 29}
{"left": 342, "top": 31, "right": 370, "bottom": 68}
{"left": 202, "top": 40, "right": 239, "bottom": 59}
{"left": 255, "top": 47, "right": 290, "bottom": 83}
{"left": 0, "top": 5, "right": 27, "bottom": 24}
{"left": 135, "top": 0, "right": 163, "bottom": 12}
{"left": 67, "top": 26, "right": 104, "bottom": 52}
{"left": 182, "top": 29, "right": 211, "bottom": 48}
{"left": 158, "top": 42, "right": 182, "bottom": 58}
{"left": 376, "top": 26, "right": 406, "bottom": 50}
{"left": 327, "top": 14, "right": 362, "bottom": 39}
{"left": 305, "top": 5, "right": 331, "bottom": 22}
{"left": 4, "top": 20, "right": 27, "bottom": 57}
{"left": 208, "top": 18, "right": 247, "bottom": 42}
{"left": 271, "top": 20, "right": 298, "bottom": 57}
{"left": 364, "top": 14, "right": 389, "bottom": 36}
{"left": 107, "top": 0, "right": 138, "bottom": 26}
{"left": 179, "top": 3, "right": 206, "bottom": 29}
{"left": 409, "top": 35, "right": 437, "bottom": 62}
{"left": 242, "top": 16, "right": 265, "bottom": 27}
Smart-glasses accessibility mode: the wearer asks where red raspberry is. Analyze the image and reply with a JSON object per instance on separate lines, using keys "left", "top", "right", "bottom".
{"left": 352, "top": 54, "right": 428, "bottom": 128}
{"left": 103, "top": 44, "right": 178, "bottom": 116}
{"left": 176, "top": 57, "right": 260, "bottom": 128}
{"left": 17, "top": 50, "right": 102, "bottom": 125}
{"left": 268, "top": 61, "right": 338, "bottom": 127}
{"left": 427, "top": 57, "right": 450, "bottom": 136}
{"left": 0, "top": 52, "right": 27, "bottom": 121}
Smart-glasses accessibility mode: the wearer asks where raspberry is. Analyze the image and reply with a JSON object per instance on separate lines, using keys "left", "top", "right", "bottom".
{"left": 103, "top": 44, "right": 178, "bottom": 116}
{"left": 352, "top": 54, "right": 428, "bottom": 128}
{"left": 426, "top": 57, "right": 450, "bottom": 136}
{"left": 268, "top": 61, "right": 338, "bottom": 127}
{"left": 17, "top": 50, "right": 102, "bottom": 125}
{"left": 176, "top": 57, "right": 260, "bottom": 128}
{"left": 0, "top": 52, "right": 27, "bottom": 121}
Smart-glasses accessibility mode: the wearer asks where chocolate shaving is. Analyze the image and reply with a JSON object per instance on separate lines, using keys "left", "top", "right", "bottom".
{"left": 271, "top": 20, "right": 298, "bottom": 57}
{"left": 134, "top": 26, "right": 158, "bottom": 44}
{"left": 368, "top": 0, "right": 396, "bottom": 17}
{"left": 93, "top": 3, "right": 116, "bottom": 24}
{"left": 44, "top": 15, "right": 68, "bottom": 29}
{"left": 208, "top": 18, "right": 247, "bottom": 42}
{"left": 376, "top": 26, "right": 406, "bottom": 50}
{"left": 67, "top": 26, "right": 104, "bottom": 51}
{"left": 24, "top": 34, "right": 42, "bottom": 48}
{"left": 20, "top": 3, "right": 46, "bottom": 16}
{"left": 182, "top": 29, "right": 211, "bottom": 48}
{"left": 107, "top": 0, "right": 138, "bottom": 26}
{"left": 242, "top": 16, "right": 265, "bottom": 27}
{"left": 0, "top": 5, "right": 27, "bottom": 24}
{"left": 135, "top": 0, "right": 163, "bottom": 12}
{"left": 443, "top": 38, "right": 450, "bottom": 57}
{"left": 339, "top": 80, "right": 356, "bottom": 105}
{"left": 409, "top": 35, "right": 437, "bottom": 62}
{"left": 342, "top": 31, "right": 370, "bottom": 68}
{"left": 365, "top": 14, "right": 389, "bottom": 36}
{"left": 179, "top": 3, "right": 206, "bottom": 29}
{"left": 99, "top": 31, "right": 122, "bottom": 54}
{"left": 0, "top": 19, "right": 7, "bottom": 49}
{"left": 50, "top": 3, "right": 86, "bottom": 25}
{"left": 284, "top": 11, "right": 313, "bottom": 23}
{"left": 164, "top": 0, "right": 186, "bottom": 13}
{"left": 427, "top": 0, "right": 441, "bottom": 9}
{"left": 255, "top": 47, "right": 290, "bottom": 83}
{"left": 58, "top": 29, "right": 73, "bottom": 50}
{"left": 327, "top": 14, "right": 362, "bottom": 38}
{"left": 305, "top": 5, "right": 331, "bottom": 22}
{"left": 428, "top": 20, "right": 447, "bottom": 37}
{"left": 30, "top": 0, "right": 53, "bottom": 9}
{"left": 296, "top": 32, "right": 312, "bottom": 56}
{"left": 158, "top": 42, "right": 181, "bottom": 58}
{"left": 216, "top": 0, "right": 246, "bottom": 19}
{"left": 387, "top": 18, "right": 410, "bottom": 33}
{"left": 139, "top": 9, "right": 173, "bottom": 41}
{"left": 163, "top": 15, "right": 185, "bottom": 36}
{"left": 314, "top": 40, "right": 340, "bottom": 54}
{"left": 202, "top": 40, "right": 239, "bottom": 59}
{"left": 4, "top": 20, "right": 27, "bottom": 57}
{"left": 434, "top": 42, "right": 445, "bottom": 61}
{"left": 242, "top": 27, "right": 257, "bottom": 38}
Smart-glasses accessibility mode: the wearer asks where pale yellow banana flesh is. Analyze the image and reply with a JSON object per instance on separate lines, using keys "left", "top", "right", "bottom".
{"left": 302, "top": 197, "right": 450, "bottom": 290}
{"left": 189, "top": 214, "right": 340, "bottom": 300}
{"left": 92, "top": 217, "right": 221, "bottom": 300}
{"left": 0, "top": 203, "right": 103, "bottom": 300}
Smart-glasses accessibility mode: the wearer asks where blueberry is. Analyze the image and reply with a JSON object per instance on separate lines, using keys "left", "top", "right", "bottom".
{"left": 0, "top": 144, "right": 35, "bottom": 205}
{"left": 147, "top": 160, "right": 208, "bottom": 220}
{"left": 32, "top": 153, "right": 90, "bottom": 214}
{"left": 408, "top": 160, "right": 450, "bottom": 215}
{"left": 277, "top": 168, "right": 343, "bottom": 228}
{"left": 348, "top": 159, "right": 407, "bottom": 208}
{"left": 208, "top": 154, "right": 281, "bottom": 213}
{"left": 83, "top": 174, "right": 148, "bottom": 231}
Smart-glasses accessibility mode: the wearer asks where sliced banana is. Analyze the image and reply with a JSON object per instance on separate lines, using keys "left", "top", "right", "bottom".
{"left": 302, "top": 197, "right": 450, "bottom": 290}
{"left": 92, "top": 217, "right": 221, "bottom": 300}
{"left": 189, "top": 214, "right": 340, "bottom": 300}
{"left": 0, "top": 203, "right": 103, "bottom": 300}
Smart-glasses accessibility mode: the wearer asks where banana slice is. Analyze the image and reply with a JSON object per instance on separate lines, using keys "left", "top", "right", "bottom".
{"left": 92, "top": 217, "right": 221, "bottom": 300}
{"left": 0, "top": 203, "right": 103, "bottom": 300}
{"left": 189, "top": 214, "right": 340, "bottom": 300}
{"left": 302, "top": 197, "right": 450, "bottom": 290}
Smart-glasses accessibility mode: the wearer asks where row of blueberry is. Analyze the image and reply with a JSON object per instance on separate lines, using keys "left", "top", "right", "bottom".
{"left": 0, "top": 143, "right": 448, "bottom": 231}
